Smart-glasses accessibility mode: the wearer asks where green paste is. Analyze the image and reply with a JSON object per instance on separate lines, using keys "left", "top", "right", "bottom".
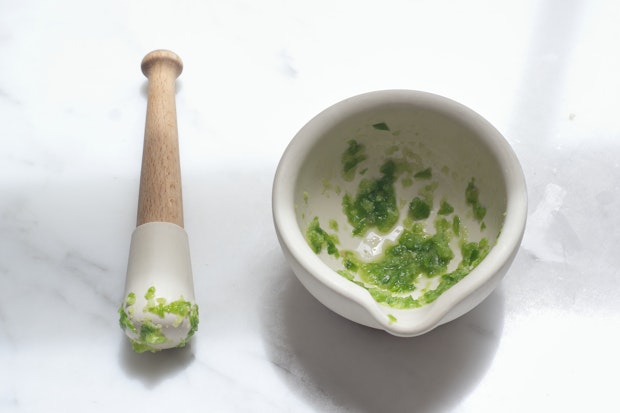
{"left": 118, "top": 286, "right": 199, "bottom": 353}
{"left": 344, "top": 218, "right": 455, "bottom": 294}
{"left": 343, "top": 218, "right": 489, "bottom": 309}
{"left": 306, "top": 216, "right": 340, "bottom": 257}
{"left": 313, "top": 214, "right": 490, "bottom": 309}
{"left": 342, "top": 159, "right": 399, "bottom": 236}
{"left": 118, "top": 292, "right": 138, "bottom": 334}
{"left": 304, "top": 136, "right": 492, "bottom": 310}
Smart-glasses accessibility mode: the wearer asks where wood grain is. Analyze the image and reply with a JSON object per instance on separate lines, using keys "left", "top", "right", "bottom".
{"left": 137, "top": 50, "right": 184, "bottom": 227}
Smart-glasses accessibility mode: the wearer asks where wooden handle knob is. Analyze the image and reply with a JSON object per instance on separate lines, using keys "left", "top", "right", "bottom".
{"left": 137, "top": 50, "right": 184, "bottom": 227}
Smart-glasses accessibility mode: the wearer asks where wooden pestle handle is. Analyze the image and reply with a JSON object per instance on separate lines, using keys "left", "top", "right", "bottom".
{"left": 137, "top": 50, "right": 184, "bottom": 228}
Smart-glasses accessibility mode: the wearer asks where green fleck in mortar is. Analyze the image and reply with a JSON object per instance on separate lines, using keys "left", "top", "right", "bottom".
{"left": 372, "top": 122, "right": 390, "bottom": 131}
{"left": 407, "top": 182, "right": 437, "bottom": 221}
{"left": 408, "top": 197, "right": 431, "bottom": 220}
{"left": 342, "top": 140, "right": 368, "bottom": 181}
{"left": 452, "top": 215, "right": 461, "bottom": 236}
{"left": 119, "top": 287, "right": 199, "bottom": 353}
{"left": 466, "top": 178, "right": 487, "bottom": 222}
{"left": 328, "top": 219, "right": 339, "bottom": 231}
{"left": 414, "top": 167, "right": 432, "bottom": 179}
{"left": 438, "top": 200, "right": 454, "bottom": 215}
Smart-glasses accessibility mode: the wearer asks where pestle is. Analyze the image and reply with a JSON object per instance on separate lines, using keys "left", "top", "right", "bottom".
{"left": 118, "top": 50, "right": 198, "bottom": 353}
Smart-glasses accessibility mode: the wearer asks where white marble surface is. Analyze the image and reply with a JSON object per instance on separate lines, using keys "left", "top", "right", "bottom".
{"left": 1, "top": 0, "right": 619, "bottom": 411}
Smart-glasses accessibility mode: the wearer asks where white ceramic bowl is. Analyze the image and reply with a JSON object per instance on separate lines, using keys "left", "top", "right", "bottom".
{"left": 272, "top": 90, "right": 526, "bottom": 336}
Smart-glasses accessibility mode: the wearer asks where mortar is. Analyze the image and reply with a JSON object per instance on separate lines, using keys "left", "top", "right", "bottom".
{"left": 272, "top": 90, "right": 526, "bottom": 336}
